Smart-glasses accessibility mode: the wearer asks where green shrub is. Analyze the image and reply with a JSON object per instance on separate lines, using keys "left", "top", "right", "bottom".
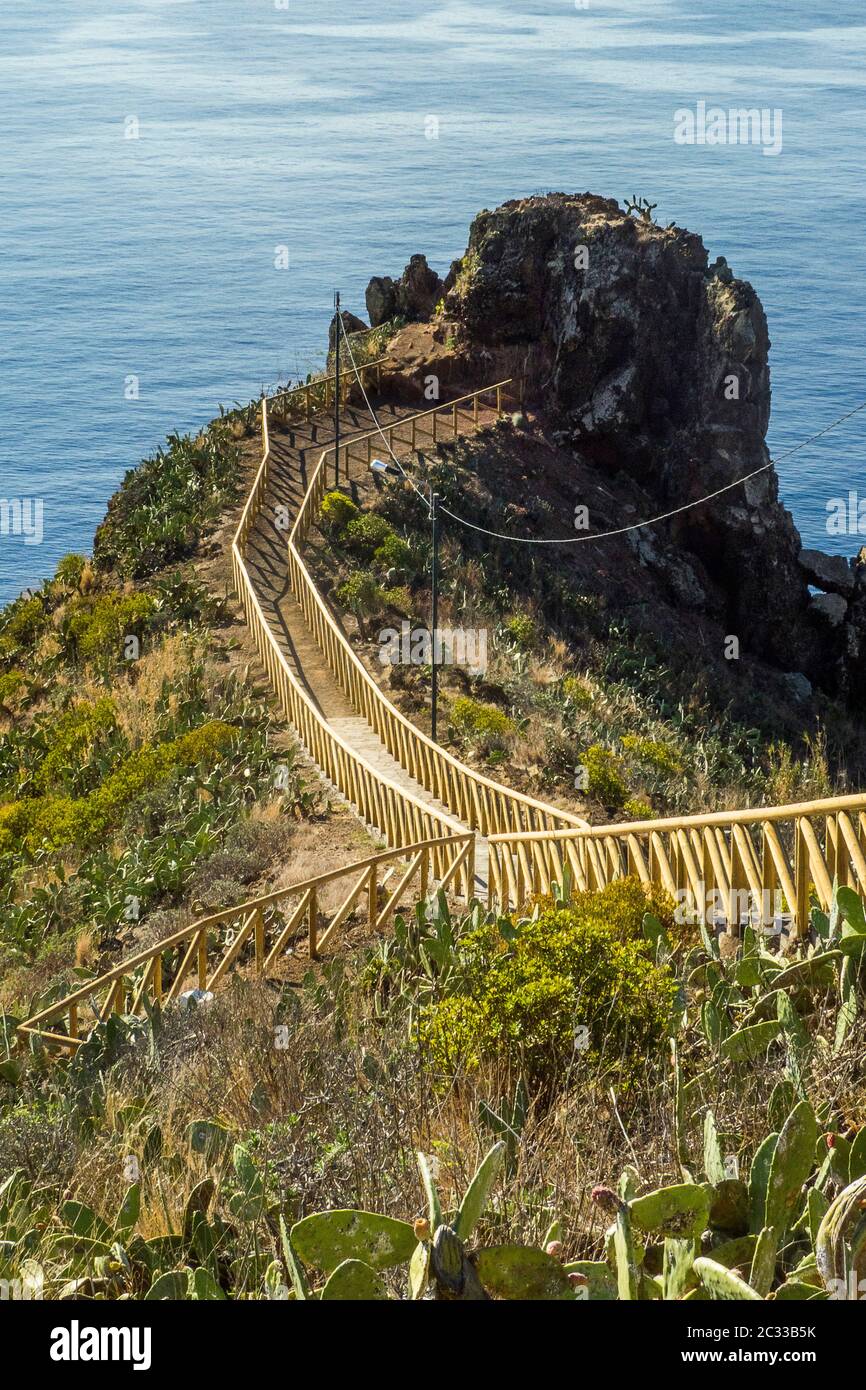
{"left": 344, "top": 513, "right": 394, "bottom": 560}
{"left": 0, "top": 720, "right": 236, "bottom": 854}
{"left": 54, "top": 553, "right": 88, "bottom": 588}
{"left": 0, "top": 596, "right": 48, "bottom": 656}
{"left": 419, "top": 880, "right": 677, "bottom": 1086}
{"left": 560, "top": 675, "right": 593, "bottom": 711}
{"left": 320, "top": 491, "right": 359, "bottom": 539}
{"left": 0, "top": 670, "right": 27, "bottom": 709}
{"left": 343, "top": 511, "right": 394, "bottom": 558}
{"left": 582, "top": 744, "right": 628, "bottom": 809}
{"left": 620, "top": 733, "right": 683, "bottom": 777}
{"left": 623, "top": 797, "right": 655, "bottom": 821}
{"left": 504, "top": 613, "right": 535, "bottom": 647}
{"left": 382, "top": 585, "right": 413, "bottom": 616}
{"left": 93, "top": 426, "right": 241, "bottom": 579}
{"left": 373, "top": 532, "right": 416, "bottom": 577}
{"left": 450, "top": 697, "right": 514, "bottom": 743}
{"left": 35, "top": 698, "right": 120, "bottom": 796}
{"left": 335, "top": 571, "right": 386, "bottom": 633}
{"left": 62, "top": 592, "right": 156, "bottom": 665}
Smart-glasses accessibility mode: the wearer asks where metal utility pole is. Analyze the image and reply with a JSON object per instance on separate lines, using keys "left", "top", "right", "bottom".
{"left": 430, "top": 489, "right": 440, "bottom": 742}
{"left": 333, "top": 289, "right": 341, "bottom": 487}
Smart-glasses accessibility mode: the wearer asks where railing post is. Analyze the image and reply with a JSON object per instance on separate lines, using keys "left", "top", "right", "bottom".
{"left": 255, "top": 908, "right": 265, "bottom": 975}
{"left": 368, "top": 865, "right": 377, "bottom": 927}
{"left": 198, "top": 930, "right": 208, "bottom": 989}
{"left": 496, "top": 385, "right": 502, "bottom": 414}
{"left": 153, "top": 955, "right": 162, "bottom": 1005}
{"left": 453, "top": 401, "right": 458, "bottom": 436}
{"left": 69, "top": 1003, "right": 78, "bottom": 1040}
{"left": 309, "top": 886, "right": 318, "bottom": 960}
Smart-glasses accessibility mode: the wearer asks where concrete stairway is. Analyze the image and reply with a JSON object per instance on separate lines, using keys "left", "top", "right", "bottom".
{"left": 243, "top": 403, "right": 490, "bottom": 896}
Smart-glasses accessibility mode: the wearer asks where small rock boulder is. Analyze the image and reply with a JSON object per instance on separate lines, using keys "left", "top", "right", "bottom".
{"left": 798, "top": 548, "right": 855, "bottom": 597}
{"left": 366, "top": 275, "right": 398, "bottom": 327}
{"left": 366, "top": 255, "right": 444, "bottom": 326}
{"left": 328, "top": 309, "right": 369, "bottom": 351}
{"left": 808, "top": 592, "right": 848, "bottom": 627}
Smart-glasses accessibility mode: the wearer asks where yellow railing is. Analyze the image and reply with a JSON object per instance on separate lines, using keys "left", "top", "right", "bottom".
{"left": 284, "top": 382, "right": 588, "bottom": 840}
{"left": 487, "top": 793, "right": 866, "bottom": 941}
{"left": 17, "top": 834, "right": 474, "bottom": 1052}
{"left": 233, "top": 399, "right": 471, "bottom": 858}
{"left": 267, "top": 358, "right": 386, "bottom": 425}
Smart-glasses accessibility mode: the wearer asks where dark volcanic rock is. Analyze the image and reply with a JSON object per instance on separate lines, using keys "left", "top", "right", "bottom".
{"left": 366, "top": 255, "right": 445, "bottom": 326}
{"left": 328, "top": 309, "right": 369, "bottom": 351}
{"left": 798, "top": 548, "right": 855, "bottom": 596}
{"left": 366, "top": 276, "right": 398, "bottom": 327}
{"left": 432, "top": 191, "right": 861, "bottom": 697}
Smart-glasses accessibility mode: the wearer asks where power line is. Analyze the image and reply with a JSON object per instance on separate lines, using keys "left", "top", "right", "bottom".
{"left": 339, "top": 306, "right": 866, "bottom": 548}
{"left": 438, "top": 397, "right": 866, "bottom": 545}
{"left": 338, "top": 312, "right": 430, "bottom": 509}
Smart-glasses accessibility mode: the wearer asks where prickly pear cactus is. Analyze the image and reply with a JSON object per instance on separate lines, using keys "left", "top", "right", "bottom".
{"left": 815, "top": 1174, "right": 866, "bottom": 1300}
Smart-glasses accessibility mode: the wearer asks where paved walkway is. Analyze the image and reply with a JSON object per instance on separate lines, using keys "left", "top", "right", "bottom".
{"left": 243, "top": 398, "right": 491, "bottom": 894}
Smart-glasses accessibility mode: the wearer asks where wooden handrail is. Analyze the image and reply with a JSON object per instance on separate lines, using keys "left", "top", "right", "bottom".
{"left": 283, "top": 382, "right": 589, "bottom": 841}
{"left": 17, "top": 833, "right": 473, "bottom": 1048}
{"left": 268, "top": 357, "right": 387, "bottom": 423}
{"left": 486, "top": 793, "right": 866, "bottom": 941}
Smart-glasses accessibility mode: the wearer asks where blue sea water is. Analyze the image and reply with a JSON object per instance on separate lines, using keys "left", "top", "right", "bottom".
{"left": 1, "top": 0, "right": 865, "bottom": 604}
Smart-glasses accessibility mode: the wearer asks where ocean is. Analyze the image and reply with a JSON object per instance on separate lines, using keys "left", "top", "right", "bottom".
{"left": 2, "top": 0, "right": 865, "bottom": 604}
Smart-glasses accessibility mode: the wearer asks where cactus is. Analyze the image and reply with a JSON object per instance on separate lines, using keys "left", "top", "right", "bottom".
{"left": 764, "top": 1100, "right": 816, "bottom": 1231}
{"left": 290, "top": 1210, "right": 418, "bottom": 1275}
{"left": 815, "top": 1174, "right": 866, "bottom": 1298}
{"left": 629, "top": 1183, "right": 710, "bottom": 1241}
{"left": 694, "top": 1257, "right": 761, "bottom": 1300}
{"left": 320, "top": 1259, "right": 389, "bottom": 1300}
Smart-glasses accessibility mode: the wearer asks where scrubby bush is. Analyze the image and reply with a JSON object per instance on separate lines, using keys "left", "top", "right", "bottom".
{"left": 620, "top": 733, "right": 683, "bottom": 778}
{"left": 504, "top": 613, "right": 535, "bottom": 647}
{"left": 344, "top": 513, "right": 394, "bottom": 560}
{"left": 420, "top": 879, "right": 677, "bottom": 1087}
{"left": 0, "top": 670, "right": 27, "bottom": 711}
{"left": 93, "top": 425, "right": 241, "bottom": 578}
{"left": 623, "top": 796, "right": 655, "bottom": 821}
{"left": 0, "top": 720, "right": 237, "bottom": 854}
{"left": 449, "top": 696, "right": 515, "bottom": 753}
{"left": 0, "top": 595, "right": 48, "bottom": 657}
{"left": 372, "top": 532, "right": 416, "bottom": 577}
{"left": 320, "top": 490, "right": 359, "bottom": 539}
{"left": 382, "top": 585, "right": 413, "bottom": 616}
{"left": 54, "top": 553, "right": 88, "bottom": 589}
{"left": 581, "top": 744, "right": 628, "bottom": 809}
{"left": 560, "top": 675, "right": 593, "bottom": 711}
{"left": 336, "top": 571, "right": 387, "bottom": 634}
{"left": 62, "top": 591, "right": 156, "bottom": 665}
{"left": 35, "top": 698, "right": 121, "bottom": 797}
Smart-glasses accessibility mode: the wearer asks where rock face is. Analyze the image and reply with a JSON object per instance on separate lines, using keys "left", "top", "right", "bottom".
{"left": 366, "top": 254, "right": 445, "bottom": 326}
{"left": 798, "top": 548, "right": 855, "bottom": 597}
{"left": 328, "top": 309, "right": 369, "bottom": 351}
{"left": 377, "top": 192, "right": 863, "bottom": 699}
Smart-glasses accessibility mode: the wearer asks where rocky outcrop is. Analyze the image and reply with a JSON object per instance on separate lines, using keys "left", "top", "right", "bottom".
{"left": 798, "top": 548, "right": 855, "bottom": 597}
{"left": 374, "top": 193, "right": 864, "bottom": 701}
{"left": 328, "top": 309, "right": 368, "bottom": 351}
{"left": 366, "top": 254, "right": 445, "bottom": 326}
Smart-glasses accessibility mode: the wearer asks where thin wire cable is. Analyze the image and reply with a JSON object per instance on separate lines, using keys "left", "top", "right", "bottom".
{"left": 338, "top": 313, "right": 430, "bottom": 508}
{"left": 340, "top": 307, "right": 866, "bottom": 546}
{"left": 438, "top": 397, "right": 866, "bottom": 544}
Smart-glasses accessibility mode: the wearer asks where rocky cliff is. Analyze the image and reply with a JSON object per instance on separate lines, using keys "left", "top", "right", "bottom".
{"left": 363, "top": 193, "right": 865, "bottom": 704}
